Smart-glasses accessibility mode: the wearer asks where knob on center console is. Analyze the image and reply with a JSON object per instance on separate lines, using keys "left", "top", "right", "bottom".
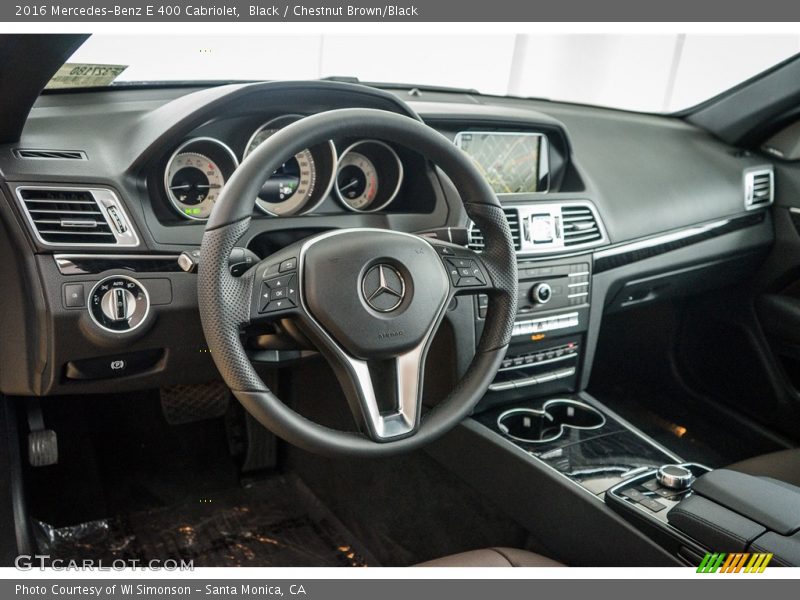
{"left": 531, "top": 282, "right": 552, "bottom": 304}
{"left": 657, "top": 464, "right": 695, "bottom": 490}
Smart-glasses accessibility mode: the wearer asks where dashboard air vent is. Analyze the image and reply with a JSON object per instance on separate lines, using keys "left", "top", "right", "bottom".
{"left": 468, "top": 208, "right": 522, "bottom": 252}
{"left": 14, "top": 149, "right": 87, "bottom": 160}
{"left": 15, "top": 187, "right": 139, "bottom": 247}
{"left": 561, "top": 205, "right": 602, "bottom": 247}
{"left": 744, "top": 168, "right": 773, "bottom": 210}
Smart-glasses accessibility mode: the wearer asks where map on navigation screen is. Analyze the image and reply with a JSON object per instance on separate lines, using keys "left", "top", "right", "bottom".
{"left": 456, "top": 132, "right": 542, "bottom": 194}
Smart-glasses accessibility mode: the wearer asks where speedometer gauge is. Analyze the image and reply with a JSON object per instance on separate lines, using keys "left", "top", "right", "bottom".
{"left": 245, "top": 115, "right": 336, "bottom": 216}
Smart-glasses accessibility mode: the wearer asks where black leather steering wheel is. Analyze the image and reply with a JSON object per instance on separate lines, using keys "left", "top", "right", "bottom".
{"left": 198, "top": 108, "right": 518, "bottom": 457}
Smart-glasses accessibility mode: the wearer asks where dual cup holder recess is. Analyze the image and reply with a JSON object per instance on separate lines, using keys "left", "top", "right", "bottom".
{"left": 497, "top": 399, "right": 606, "bottom": 444}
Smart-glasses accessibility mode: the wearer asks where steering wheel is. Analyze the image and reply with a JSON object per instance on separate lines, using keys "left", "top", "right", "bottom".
{"left": 198, "top": 108, "right": 518, "bottom": 457}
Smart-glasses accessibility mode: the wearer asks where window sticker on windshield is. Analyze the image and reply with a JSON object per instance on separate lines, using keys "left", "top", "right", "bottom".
{"left": 45, "top": 63, "right": 128, "bottom": 89}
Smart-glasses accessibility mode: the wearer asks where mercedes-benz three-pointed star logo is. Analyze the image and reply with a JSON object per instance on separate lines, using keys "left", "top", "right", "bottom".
{"left": 361, "top": 264, "right": 406, "bottom": 312}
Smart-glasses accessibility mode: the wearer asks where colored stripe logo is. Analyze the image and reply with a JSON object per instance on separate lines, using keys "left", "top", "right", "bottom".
{"left": 697, "top": 553, "right": 773, "bottom": 573}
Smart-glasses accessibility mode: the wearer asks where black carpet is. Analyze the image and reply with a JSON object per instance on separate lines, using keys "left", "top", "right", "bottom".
{"left": 33, "top": 475, "right": 377, "bottom": 567}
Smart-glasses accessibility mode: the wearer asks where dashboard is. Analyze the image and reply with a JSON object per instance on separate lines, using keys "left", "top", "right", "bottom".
{"left": 0, "top": 79, "right": 777, "bottom": 400}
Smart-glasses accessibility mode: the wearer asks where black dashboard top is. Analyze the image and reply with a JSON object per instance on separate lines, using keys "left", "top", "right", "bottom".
{"left": 0, "top": 80, "right": 773, "bottom": 257}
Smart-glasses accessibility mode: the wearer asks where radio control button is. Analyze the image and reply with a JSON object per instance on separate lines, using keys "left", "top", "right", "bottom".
{"left": 532, "top": 283, "right": 552, "bottom": 304}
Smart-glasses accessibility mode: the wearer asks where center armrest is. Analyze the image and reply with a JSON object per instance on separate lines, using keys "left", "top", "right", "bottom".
{"left": 692, "top": 469, "right": 800, "bottom": 536}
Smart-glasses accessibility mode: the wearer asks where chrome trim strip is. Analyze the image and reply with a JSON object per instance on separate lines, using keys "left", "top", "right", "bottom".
{"left": 13, "top": 185, "right": 140, "bottom": 248}
{"left": 54, "top": 253, "right": 181, "bottom": 275}
{"left": 54, "top": 254, "right": 180, "bottom": 260}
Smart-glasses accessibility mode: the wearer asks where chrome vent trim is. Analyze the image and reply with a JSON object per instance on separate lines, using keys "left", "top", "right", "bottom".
{"left": 14, "top": 186, "right": 139, "bottom": 247}
{"left": 744, "top": 167, "right": 774, "bottom": 210}
{"left": 468, "top": 207, "right": 522, "bottom": 251}
{"left": 469, "top": 201, "right": 607, "bottom": 256}
{"left": 13, "top": 149, "right": 87, "bottom": 160}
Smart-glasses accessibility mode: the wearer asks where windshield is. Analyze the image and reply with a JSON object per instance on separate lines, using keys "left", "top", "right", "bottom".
{"left": 58, "top": 34, "right": 799, "bottom": 113}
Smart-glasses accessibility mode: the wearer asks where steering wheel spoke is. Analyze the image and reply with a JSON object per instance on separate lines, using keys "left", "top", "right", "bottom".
{"left": 323, "top": 339, "right": 430, "bottom": 441}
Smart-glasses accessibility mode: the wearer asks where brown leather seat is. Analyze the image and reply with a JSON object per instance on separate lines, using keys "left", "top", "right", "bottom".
{"left": 416, "top": 548, "right": 564, "bottom": 567}
{"left": 727, "top": 448, "right": 800, "bottom": 487}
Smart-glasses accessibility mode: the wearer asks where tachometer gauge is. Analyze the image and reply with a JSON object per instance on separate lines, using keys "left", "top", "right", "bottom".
{"left": 245, "top": 115, "right": 337, "bottom": 216}
{"left": 163, "top": 137, "right": 238, "bottom": 221}
{"left": 336, "top": 152, "right": 379, "bottom": 210}
{"left": 335, "top": 140, "right": 403, "bottom": 213}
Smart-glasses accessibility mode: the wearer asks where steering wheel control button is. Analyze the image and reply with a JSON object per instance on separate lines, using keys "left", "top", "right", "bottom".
{"left": 263, "top": 263, "right": 281, "bottom": 278}
{"left": 260, "top": 273, "right": 297, "bottom": 313}
{"left": 444, "top": 257, "right": 485, "bottom": 287}
{"left": 258, "top": 283, "right": 271, "bottom": 313}
{"left": 88, "top": 276, "right": 150, "bottom": 333}
{"left": 657, "top": 464, "right": 695, "bottom": 490}
{"left": 279, "top": 258, "right": 297, "bottom": 272}
{"left": 267, "top": 274, "right": 294, "bottom": 289}
{"left": 361, "top": 264, "right": 406, "bottom": 312}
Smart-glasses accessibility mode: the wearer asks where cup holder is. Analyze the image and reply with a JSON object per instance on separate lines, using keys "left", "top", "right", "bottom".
{"left": 497, "top": 399, "right": 606, "bottom": 444}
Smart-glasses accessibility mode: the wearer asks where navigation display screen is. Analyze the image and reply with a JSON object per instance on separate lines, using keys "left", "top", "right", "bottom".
{"left": 455, "top": 131, "right": 547, "bottom": 194}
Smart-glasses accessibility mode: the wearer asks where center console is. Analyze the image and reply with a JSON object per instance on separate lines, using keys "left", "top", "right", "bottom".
{"left": 476, "top": 255, "right": 591, "bottom": 408}
{"left": 460, "top": 202, "right": 800, "bottom": 566}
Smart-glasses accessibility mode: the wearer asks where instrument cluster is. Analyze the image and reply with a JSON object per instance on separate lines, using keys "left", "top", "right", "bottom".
{"left": 162, "top": 114, "right": 405, "bottom": 221}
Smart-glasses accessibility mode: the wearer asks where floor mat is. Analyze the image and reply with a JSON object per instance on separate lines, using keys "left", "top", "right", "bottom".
{"left": 33, "top": 475, "right": 377, "bottom": 567}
